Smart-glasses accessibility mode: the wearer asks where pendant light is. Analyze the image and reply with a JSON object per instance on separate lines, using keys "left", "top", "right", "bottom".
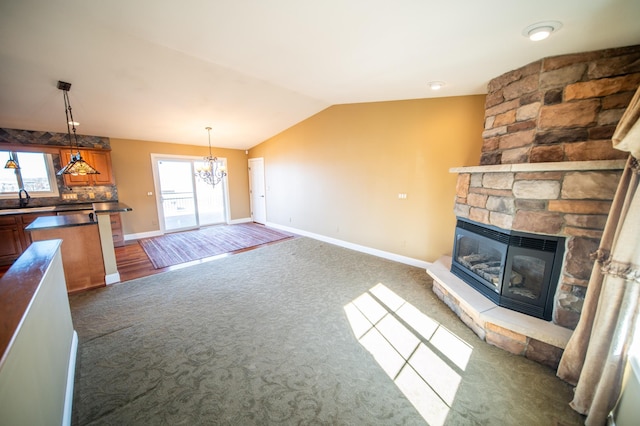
{"left": 56, "top": 81, "right": 99, "bottom": 176}
{"left": 4, "top": 152, "right": 19, "bottom": 169}
{"left": 194, "top": 126, "right": 227, "bottom": 186}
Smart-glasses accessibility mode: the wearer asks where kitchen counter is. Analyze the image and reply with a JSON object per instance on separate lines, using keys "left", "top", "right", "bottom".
{"left": 1, "top": 201, "right": 132, "bottom": 286}
{"left": 0, "top": 202, "right": 136, "bottom": 216}
{"left": 92, "top": 202, "right": 132, "bottom": 214}
{"left": 27, "top": 214, "right": 105, "bottom": 293}
{"left": 54, "top": 203, "right": 94, "bottom": 213}
{"left": 0, "top": 203, "right": 95, "bottom": 216}
{"left": 24, "top": 213, "right": 95, "bottom": 231}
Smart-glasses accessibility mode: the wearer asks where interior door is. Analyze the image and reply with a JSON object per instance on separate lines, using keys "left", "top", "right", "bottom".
{"left": 249, "top": 158, "right": 266, "bottom": 224}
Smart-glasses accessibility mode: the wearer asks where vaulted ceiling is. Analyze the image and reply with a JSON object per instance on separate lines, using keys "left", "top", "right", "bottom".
{"left": 1, "top": 0, "right": 639, "bottom": 149}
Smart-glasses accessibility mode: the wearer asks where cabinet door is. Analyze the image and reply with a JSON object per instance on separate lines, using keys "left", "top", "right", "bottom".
{"left": 88, "top": 151, "right": 114, "bottom": 185}
{"left": 60, "top": 150, "right": 91, "bottom": 186}
{"left": 0, "top": 217, "right": 24, "bottom": 265}
{"left": 60, "top": 149, "right": 114, "bottom": 186}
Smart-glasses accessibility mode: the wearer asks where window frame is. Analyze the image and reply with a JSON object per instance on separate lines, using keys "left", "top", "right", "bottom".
{"left": 0, "top": 147, "right": 61, "bottom": 199}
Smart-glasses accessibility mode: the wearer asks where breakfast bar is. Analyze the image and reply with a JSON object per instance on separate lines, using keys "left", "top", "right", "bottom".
{"left": 26, "top": 214, "right": 105, "bottom": 293}
{"left": 23, "top": 202, "right": 133, "bottom": 292}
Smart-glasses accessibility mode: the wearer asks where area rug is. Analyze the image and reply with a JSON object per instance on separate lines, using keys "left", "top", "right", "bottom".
{"left": 139, "top": 223, "right": 294, "bottom": 268}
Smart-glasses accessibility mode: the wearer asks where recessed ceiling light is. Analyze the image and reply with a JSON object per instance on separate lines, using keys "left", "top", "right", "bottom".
{"left": 428, "top": 81, "right": 445, "bottom": 91}
{"left": 522, "top": 21, "right": 562, "bottom": 41}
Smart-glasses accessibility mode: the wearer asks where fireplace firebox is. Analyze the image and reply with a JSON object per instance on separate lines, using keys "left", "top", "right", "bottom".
{"left": 451, "top": 218, "right": 565, "bottom": 320}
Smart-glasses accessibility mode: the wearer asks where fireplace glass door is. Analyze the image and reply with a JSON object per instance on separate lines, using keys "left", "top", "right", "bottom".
{"left": 452, "top": 225, "right": 508, "bottom": 300}
{"left": 500, "top": 246, "right": 557, "bottom": 318}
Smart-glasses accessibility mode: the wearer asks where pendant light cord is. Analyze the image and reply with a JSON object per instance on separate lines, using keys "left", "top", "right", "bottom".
{"left": 62, "top": 90, "right": 78, "bottom": 157}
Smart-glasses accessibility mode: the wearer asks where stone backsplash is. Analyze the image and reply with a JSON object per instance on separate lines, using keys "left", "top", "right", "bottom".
{"left": 0, "top": 127, "right": 110, "bottom": 149}
{"left": 0, "top": 127, "right": 117, "bottom": 208}
{"left": 481, "top": 45, "right": 640, "bottom": 165}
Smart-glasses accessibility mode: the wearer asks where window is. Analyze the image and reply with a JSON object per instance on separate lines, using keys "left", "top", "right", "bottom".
{"left": 0, "top": 151, "right": 60, "bottom": 198}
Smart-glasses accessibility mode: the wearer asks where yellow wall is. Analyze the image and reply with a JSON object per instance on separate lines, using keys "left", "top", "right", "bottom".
{"left": 110, "top": 138, "right": 250, "bottom": 235}
{"left": 249, "top": 95, "right": 485, "bottom": 262}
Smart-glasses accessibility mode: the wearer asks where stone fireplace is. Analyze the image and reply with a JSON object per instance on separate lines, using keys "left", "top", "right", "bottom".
{"left": 427, "top": 44, "right": 640, "bottom": 368}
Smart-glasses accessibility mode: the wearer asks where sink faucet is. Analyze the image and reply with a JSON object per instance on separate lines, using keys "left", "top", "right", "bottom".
{"left": 18, "top": 188, "right": 30, "bottom": 208}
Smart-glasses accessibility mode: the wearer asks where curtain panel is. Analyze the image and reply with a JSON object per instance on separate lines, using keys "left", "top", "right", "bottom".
{"left": 556, "top": 86, "right": 640, "bottom": 425}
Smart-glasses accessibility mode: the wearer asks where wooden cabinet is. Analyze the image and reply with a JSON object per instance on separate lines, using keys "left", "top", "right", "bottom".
{"left": 0, "top": 216, "right": 24, "bottom": 265}
{"left": 60, "top": 149, "right": 114, "bottom": 186}
{"left": 29, "top": 220, "right": 105, "bottom": 293}
{"left": 0, "top": 210, "right": 124, "bottom": 266}
{"left": 0, "top": 212, "right": 56, "bottom": 266}
{"left": 110, "top": 213, "right": 124, "bottom": 247}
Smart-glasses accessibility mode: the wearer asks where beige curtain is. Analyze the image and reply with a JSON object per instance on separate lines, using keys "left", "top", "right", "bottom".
{"left": 557, "top": 86, "right": 640, "bottom": 425}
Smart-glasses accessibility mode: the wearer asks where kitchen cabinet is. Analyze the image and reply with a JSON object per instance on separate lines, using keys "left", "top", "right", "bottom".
{"left": 60, "top": 149, "right": 114, "bottom": 186}
{"left": 27, "top": 215, "right": 105, "bottom": 293}
{"left": 110, "top": 213, "right": 124, "bottom": 247}
{"left": 0, "top": 216, "right": 24, "bottom": 265}
{"left": 0, "top": 212, "right": 56, "bottom": 266}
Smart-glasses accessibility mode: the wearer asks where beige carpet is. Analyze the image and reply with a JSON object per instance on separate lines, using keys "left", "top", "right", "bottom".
{"left": 69, "top": 238, "right": 584, "bottom": 425}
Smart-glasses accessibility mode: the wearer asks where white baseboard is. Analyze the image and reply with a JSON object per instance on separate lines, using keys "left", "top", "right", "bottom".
{"left": 124, "top": 230, "right": 163, "bottom": 241}
{"left": 105, "top": 272, "right": 121, "bottom": 285}
{"left": 63, "top": 330, "right": 78, "bottom": 426}
{"left": 266, "top": 222, "right": 431, "bottom": 269}
{"left": 228, "top": 217, "right": 253, "bottom": 224}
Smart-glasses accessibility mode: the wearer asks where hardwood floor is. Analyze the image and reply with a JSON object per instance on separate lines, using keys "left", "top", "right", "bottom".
{"left": 116, "top": 237, "right": 294, "bottom": 283}
{"left": 0, "top": 237, "right": 295, "bottom": 284}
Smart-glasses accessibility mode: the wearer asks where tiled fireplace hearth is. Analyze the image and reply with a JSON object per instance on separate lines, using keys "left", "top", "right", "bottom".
{"left": 427, "top": 44, "right": 639, "bottom": 368}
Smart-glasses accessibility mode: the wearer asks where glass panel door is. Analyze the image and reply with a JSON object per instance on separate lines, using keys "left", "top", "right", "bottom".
{"left": 154, "top": 156, "right": 228, "bottom": 232}
{"left": 194, "top": 159, "right": 225, "bottom": 226}
{"left": 158, "top": 160, "right": 197, "bottom": 232}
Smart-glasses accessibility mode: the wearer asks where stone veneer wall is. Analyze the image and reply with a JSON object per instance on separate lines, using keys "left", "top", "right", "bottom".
{"left": 453, "top": 161, "right": 624, "bottom": 329}
{"left": 481, "top": 45, "right": 640, "bottom": 165}
{"left": 0, "top": 127, "right": 117, "bottom": 207}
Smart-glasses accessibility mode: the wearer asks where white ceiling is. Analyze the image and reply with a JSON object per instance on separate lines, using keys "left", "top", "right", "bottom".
{"left": 0, "top": 0, "right": 639, "bottom": 150}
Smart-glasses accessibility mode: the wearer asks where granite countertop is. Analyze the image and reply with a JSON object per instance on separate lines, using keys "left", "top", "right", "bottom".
{"left": 0, "top": 202, "right": 132, "bottom": 216}
{"left": 25, "top": 214, "right": 96, "bottom": 231}
{"left": 54, "top": 203, "right": 94, "bottom": 212}
{"left": 0, "top": 203, "right": 93, "bottom": 216}
{"left": 92, "top": 202, "right": 132, "bottom": 214}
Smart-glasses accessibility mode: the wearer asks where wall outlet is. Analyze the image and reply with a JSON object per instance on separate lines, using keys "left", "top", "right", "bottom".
{"left": 89, "top": 192, "right": 95, "bottom": 199}
{"left": 62, "top": 193, "right": 78, "bottom": 200}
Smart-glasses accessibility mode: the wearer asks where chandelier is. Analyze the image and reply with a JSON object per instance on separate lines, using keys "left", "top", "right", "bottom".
{"left": 56, "top": 81, "right": 100, "bottom": 176}
{"left": 195, "top": 127, "right": 227, "bottom": 186}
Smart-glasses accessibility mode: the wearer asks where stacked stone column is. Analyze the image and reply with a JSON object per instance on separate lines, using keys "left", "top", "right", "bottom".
{"left": 481, "top": 45, "right": 639, "bottom": 166}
